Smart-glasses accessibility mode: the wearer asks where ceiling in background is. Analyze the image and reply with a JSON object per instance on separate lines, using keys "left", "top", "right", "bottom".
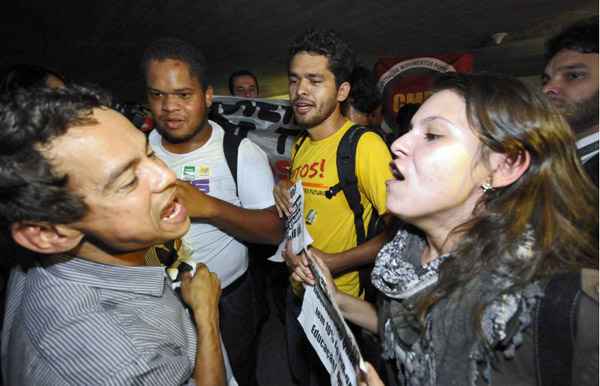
{"left": 1, "top": 1, "right": 597, "bottom": 101}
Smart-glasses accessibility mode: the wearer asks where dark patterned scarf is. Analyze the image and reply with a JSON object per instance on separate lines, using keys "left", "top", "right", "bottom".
{"left": 371, "top": 228, "right": 543, "bottom": 386}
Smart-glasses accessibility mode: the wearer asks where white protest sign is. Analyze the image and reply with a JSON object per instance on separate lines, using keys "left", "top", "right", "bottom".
{"left": 298, "top": 251, "right": 366, "bottom": 386}
{"left": 286, "top": 180, "right": 312, "bottom": 254}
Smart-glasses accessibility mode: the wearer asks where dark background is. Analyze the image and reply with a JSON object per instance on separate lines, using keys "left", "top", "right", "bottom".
{"left": 1, "top": 1, "right": 597, "bottom": 101}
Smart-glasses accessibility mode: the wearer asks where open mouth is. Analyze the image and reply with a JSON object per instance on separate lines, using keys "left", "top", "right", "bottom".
{"left": 161, "top": 197, "right": 184, "bottom": 221}
{"left": 164, "top": 119, "right": 184, "bottom": 129}
{"left": 390, "top": 162, "right": 405, "bottom": 181}
{"left": 293, "top": 99, "right": 314, "bottom": 113}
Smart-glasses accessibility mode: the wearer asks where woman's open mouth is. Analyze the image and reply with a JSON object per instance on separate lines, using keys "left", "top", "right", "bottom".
{"left": 390, "top": 162, "right": 405, "bottom": 180}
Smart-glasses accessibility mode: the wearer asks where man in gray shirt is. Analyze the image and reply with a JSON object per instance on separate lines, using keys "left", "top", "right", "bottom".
{"left": 0, "top": 85, "right": 236, "bottom": 385}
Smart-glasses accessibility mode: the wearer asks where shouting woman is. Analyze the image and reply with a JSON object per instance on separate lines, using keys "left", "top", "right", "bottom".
{"left": 293, "top": 73, "right": 598, "bottom": 386}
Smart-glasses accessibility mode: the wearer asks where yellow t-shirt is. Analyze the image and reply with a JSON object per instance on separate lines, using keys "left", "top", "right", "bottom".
{"left": 291, "top": 121, "right": 393, "bottom": 297}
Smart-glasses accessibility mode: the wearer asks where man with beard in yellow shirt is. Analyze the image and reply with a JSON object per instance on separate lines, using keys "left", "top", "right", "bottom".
{"left": 273, "top": 29, "right": 393, "bottom": 385}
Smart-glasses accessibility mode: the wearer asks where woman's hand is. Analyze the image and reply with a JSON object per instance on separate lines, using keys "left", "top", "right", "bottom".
{"left": 306, "top": 248, "right": 338, "bottom": 296}
{"left": 283, "top": 240, "right": 312, "bottom": 283}
{"left": 358, "top": 362, "right": 385, "bottom": 386}
{"left": 287, "top": 245, "right": 337, "bottom": 296}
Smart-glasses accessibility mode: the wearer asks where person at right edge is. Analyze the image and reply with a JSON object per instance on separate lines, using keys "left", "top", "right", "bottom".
{"left": 272, "top": 29, "right": 394, "bottom": 385}
{"left": 543, "top": 16, "right": 598, "bottom": 186}
{"left": 294, "top": 73, "right": 598, "bottom": 386}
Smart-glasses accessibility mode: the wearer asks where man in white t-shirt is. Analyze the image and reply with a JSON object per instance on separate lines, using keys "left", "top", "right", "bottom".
{"left": 141, "top": 38, "right": 284, "bottom": 386}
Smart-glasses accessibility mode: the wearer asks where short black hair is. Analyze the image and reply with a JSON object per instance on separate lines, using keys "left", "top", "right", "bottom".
{"left": 141, "top": 37, "right": 210, "bottom": 88}
{"left": 288, "top": 28, "right": 356, "bottom": 87}
{"left": 545, "top": 16, "right": 598, "bottom": 61}
{"left": 0, "top": 64, "right": 64, "bottom": 93}
{"left": 395, "top": 103, "right": 420, "bottom": 137}
{"left": 343, "top": 66, "right": 381, "bottom": 114}
{"left": 228, "top": 70, "right": 259, "bottom": 95}
{"left": 0, "top": 85, "right": 111, "bottom": 233}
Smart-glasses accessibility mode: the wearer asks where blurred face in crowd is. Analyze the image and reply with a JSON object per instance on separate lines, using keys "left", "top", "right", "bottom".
{"left": 367, "top": 105, "right": 384, "bottom": 128}
{"left": 345, "top": 104, "right": 369, "bottom": 126}
{"left": 45, "top": 74, "right": 65, "bottom": 89}
{"left": 543, "top": 49, "right": 599, "bottom": 135}
{"left": 232, "top": 74, "right": 258, "bottom": 98}
{"left": 288, "top": 52, "right": 347, "bottom": 128}
{"left": 45, "top": 108, "right": 189, "bottom": 263}
{"left": 387, "top": 90, "right": 491, "bottom": 230}
{"left": 146, "top": 59, "right": 213, "bottom": 146}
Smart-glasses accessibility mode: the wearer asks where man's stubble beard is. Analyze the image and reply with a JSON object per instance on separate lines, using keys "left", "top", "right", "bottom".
{"left": 560, "top": 91, "right": 599, "bottom": 136}
{"left": 294, "top": 100, "right": 338, "bottom": 130}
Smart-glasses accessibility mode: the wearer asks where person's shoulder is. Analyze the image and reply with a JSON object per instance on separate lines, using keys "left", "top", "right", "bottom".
{"left": 19, "top": 272, "right": 108, "bottom": 340}
{"left": 356, "top": 129, "right": 389, "bottom": 148}
{"left": 238, "top": 135, "right": 269, "bottom": 161}
{"left": 148, "top": 128, "right": 162, "bottom": 146}
{"left": 50, "top": 300, "right": 168, "bottom": 379}
{"left": 12, "top": 282, "right": 142, "bottom": 381}
{"left": 209, "top": 120, "right": 226, "bottom": 138}
{"left": 354, "top": 128, "right": 392, "bottom": 165}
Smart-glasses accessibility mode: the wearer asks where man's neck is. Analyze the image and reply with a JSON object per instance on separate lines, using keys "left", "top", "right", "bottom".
{"left": 74, "top": 241, "right": 148, "bottom": 266}
{"left": 162, "top": 123, "right": 212, "bottom": 154}
{"left": 307, "top": 107, "right": 348, "bottom": 141}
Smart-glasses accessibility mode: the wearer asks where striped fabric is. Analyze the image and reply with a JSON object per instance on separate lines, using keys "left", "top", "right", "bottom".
{"left": 0, "top": 255, "right": 210, "bottom": 385}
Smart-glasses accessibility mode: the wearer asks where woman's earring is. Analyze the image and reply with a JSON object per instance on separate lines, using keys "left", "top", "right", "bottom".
{"left": 481, "top": 182, "right": 493, "bottom": 193}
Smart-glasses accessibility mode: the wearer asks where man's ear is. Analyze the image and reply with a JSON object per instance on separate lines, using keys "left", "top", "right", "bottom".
{"left": 204, "top": 85, "right": 214, "bottom": 109}
{"left": 489, "top": 150, "right": 531, "bottom": 188}
{"left": 11, "top": 222, "right": 84, "bottom": 255}
{"left": 336, "top": 81, "right": 351, "bottom": 103}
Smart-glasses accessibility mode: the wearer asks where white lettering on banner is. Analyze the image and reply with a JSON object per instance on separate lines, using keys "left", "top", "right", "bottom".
{"left": 377, "top": 57, "right": 456, "bottom": 92}
{"left": 298, "top": 251, "right": 366, "bottom": 386}
{"left": 211, "top": 96, "right": 301, "bottom": 183}
{"left": 212, "top": 96, "right": 297, "bottom": 131}
{"left": 286, "top": 180, "right": 313, "bottom": 254}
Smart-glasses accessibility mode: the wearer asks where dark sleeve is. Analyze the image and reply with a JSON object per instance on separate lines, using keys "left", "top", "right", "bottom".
{"left": 571, "top": 289, "right": 599, "bottom": 385}
{"left": 583, "top": 154, "right": 598, "bottom": 187}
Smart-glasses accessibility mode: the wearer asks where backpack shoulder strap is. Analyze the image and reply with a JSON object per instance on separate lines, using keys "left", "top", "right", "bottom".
{"left": 293, "top": 131, "right": 309, "bottom": 158}
{"left": 289, "top": 131, "right": 309, "bottom": 177}
{"left": 222, "top": 127, "right": 247, "bottom": 196}
{"left": 535, "top": 272, "right": 581, "bottom": 386}
{"left": 328, "top": 125, "right": 370, "bottom": 245}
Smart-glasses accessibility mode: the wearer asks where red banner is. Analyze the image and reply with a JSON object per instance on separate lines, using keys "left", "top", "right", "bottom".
{"left": 374, "top": 54, "right": 474, "bottom": 134}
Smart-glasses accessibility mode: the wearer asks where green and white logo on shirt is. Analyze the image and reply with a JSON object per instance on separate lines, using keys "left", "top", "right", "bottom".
{"left": 182, "top": 165, "right": 196, "bottom": 181}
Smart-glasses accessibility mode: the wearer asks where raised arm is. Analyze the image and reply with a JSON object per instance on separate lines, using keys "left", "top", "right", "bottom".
{"left": 176, "top": 180, "right": 283, "bottom": 245}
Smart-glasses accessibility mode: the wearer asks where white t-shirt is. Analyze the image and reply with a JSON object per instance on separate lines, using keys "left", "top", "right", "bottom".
{"left": 149, "top": 121, "right": 276, "bottom": 287}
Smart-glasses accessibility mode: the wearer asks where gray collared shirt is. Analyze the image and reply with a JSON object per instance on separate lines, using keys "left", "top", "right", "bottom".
{"left": 1, "top": 255, "right": 234, "bottom": 385}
